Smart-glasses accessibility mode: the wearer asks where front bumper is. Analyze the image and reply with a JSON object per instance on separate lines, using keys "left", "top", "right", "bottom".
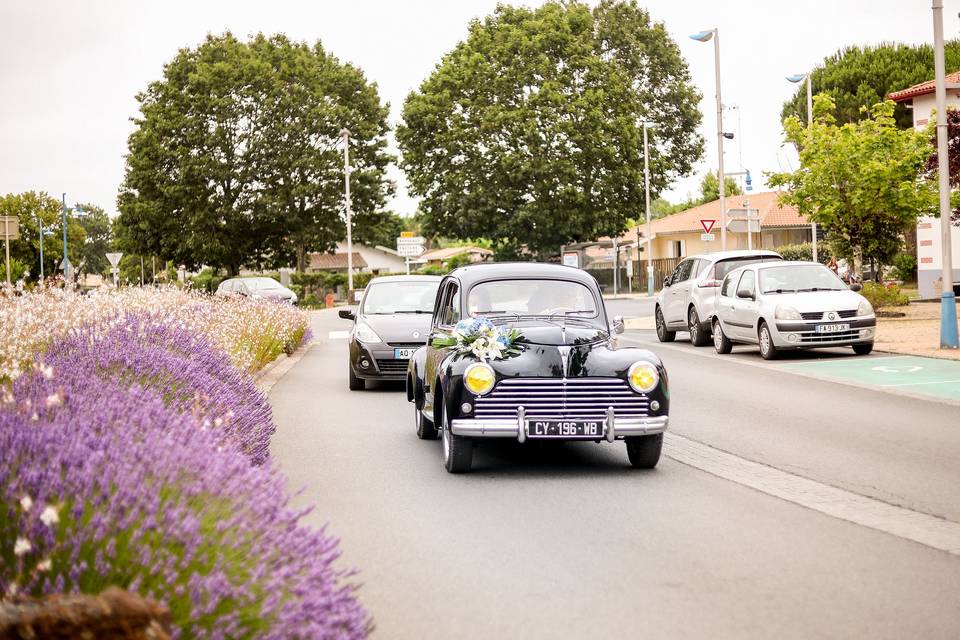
{"left": 350, "top": 340, "right": 419, "bottom": 380}
{"left": 451, "top": 408, "right": 668, "bottom": 442}
{"left": 772, "top": 317, "right": 876, "bottom": 348}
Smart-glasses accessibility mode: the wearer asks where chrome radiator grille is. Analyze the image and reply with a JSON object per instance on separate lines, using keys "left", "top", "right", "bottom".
{"left": 474, "top": 378, "right": 648, "bottom": 420}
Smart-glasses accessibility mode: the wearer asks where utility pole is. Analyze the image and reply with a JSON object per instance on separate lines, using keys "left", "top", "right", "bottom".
{"left": 340, "top": 128, "right": 354, "bottom": 293}
{"left": 61, "top": 193, "right": 71, "bottom": 281}
{"left": 690, "top": 29, "right": 728, "bottom": 250}
{"left": 932, "top": 0, "right": 959, "bottom": 348}
{"left": 3, "top": 216, "right": 10, "bottom": 285}
{"left": 643, "top": 122, "right": 654, "bottom": 294}
{"left": 806, "top": 74, "right": 817, "bottom": 263}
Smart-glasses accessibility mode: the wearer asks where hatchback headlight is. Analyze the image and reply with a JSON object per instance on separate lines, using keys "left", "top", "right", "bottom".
{"left": 627, "top": 362, "right": 659, "bottom": 393}
{"left": 775, "top": 305, "right": 802, "bottom": 320}
{"left": 858, "top": 299, "right": 874, "bottom": 317}
{"left": 463, "top": 363, "right": 496, "bottom": 396}
{"left": 354, "top": 321, "right": 382, "bottom": 343}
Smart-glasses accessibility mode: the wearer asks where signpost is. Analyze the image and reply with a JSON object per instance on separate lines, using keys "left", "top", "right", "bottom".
{"left": 725, "top": 208, "right": 761, "bottom": 250}
{"left": 106, "top": 252, "right": 123, "bottom": 286}
{"left": 2, "top": 216, "right": 20, "bottom": 285}
{"left": 397, "top": 235, "right": 425, "bottom": 275}
{"left": 700, "top": 219, "right": 716, "bottom": 244}
{"left": 562, "top": 252, "right": 580, "bottom": 268}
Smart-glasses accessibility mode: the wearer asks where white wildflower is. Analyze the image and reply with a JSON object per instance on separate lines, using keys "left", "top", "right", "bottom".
{"left": 45, "top": 392, "right": 63, "bottom": 409}
{"left": 14, "top": 537, "right": 31, "bottom": 556}
{"left": 37, "top": 558, "right": 52, "bottom": 572}
{"left": 20, "top": 495, "right": 33, "bottom": 512}
{"left": 40, "top": 505, "right": 59, "bottom": 527}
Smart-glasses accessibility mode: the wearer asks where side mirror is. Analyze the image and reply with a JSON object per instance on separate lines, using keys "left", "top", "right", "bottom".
{"left": 737, "top": 288, "right": 754, "bottom": 300}
{"left": 849, "top": 283, "right": 863, "bottom": 292}
{"left": 663, "top": 276, "right": 671, "bottom": 289}
{"left": 338, "top": 309, "right": 356, "bottom": 321}
{"left": 612, "top": 315, "right": 625, "bottom": 335}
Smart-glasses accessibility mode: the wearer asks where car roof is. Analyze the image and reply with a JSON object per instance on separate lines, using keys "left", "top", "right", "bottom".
{"left": 695, "top": 249, "right": 782, "bottom": 262}
{"left": 366, "top": 275, "right": 443, "bottom": 284}
{"left": 448, "top": 262, "right": 598, "bottom": 288}
{"left": 725, "top": 260, "right": 823, "bottom": 277}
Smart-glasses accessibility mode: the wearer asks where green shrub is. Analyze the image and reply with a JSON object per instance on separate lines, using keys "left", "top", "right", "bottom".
{"left": 190, "top": 267, "right": 227, "bottom": 293}
{"left": 861, "top": 281, "right": 909, "bottom": 309}
{"left": 418, "top": 264, "right": 447, "bottom": 276}
{"left": 1, "top": 257, "right": 29, "bottom": 282}
{"left": 892, "top": 252, "right": 917, "bottom": 282}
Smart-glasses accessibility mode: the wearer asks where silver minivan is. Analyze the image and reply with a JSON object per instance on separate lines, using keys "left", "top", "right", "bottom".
{"left": 655, "top": 250, "right": 782, "bottom": 346}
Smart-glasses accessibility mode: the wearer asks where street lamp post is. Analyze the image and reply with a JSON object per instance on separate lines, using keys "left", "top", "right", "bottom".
{"left": 932, "top": 0, "right": 959, "bottom": 349}
{"left": 59, "top": 194, "right": 84, "bottom": 282}
{"left": 643, "top": 122, "right": 654, "bottom": 294}
{"left": 787, "top": 72, "right": 819, "bottom": 263}
{"left": 691, "top": 28, "right": 727, "bottom": 251}
{"left": 340, "top": 128, "right": 354, "bottom": 294}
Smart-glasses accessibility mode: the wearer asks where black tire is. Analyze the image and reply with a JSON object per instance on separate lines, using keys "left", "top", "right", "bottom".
{"left": 853, "top": 342, "right": 874, "bottom": 356}
{"left": 348, "top": 365, "right": 365, "bottom": 390}
{"left": 688, "top": 307, "right": 711, "bottom": 347}
{"left": 713, "top": 319, "right": 732, "bottom": 354}
{"left": 626, "top": 433, "right": 663, "bottom": 469}
{"left": 758, "top": 322, "right": 779, "bottom": 360}
{"left": 655, "top": 307, "right": 676, "bottom": 343}
{"left": 415, "top": 391, "right": 438, "bottom": 440}
{"left": 440, "top": 400, "right": 473, "bottom": 473}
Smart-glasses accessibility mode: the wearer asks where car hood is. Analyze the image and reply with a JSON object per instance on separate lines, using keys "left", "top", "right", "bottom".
{"left": 766, "top": 289, "right": 865, "bottom": 312}
{"left": 514, "top": 324, "right": 610, "bottom": 346}
{"left": 360, "top": 313, "right": 432, "bottom": 342}
{"left": 253, "top": 288, "right": 294, "bottom": 299}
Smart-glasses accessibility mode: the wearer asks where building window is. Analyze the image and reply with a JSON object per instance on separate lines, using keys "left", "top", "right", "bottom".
{"left": 671, "top": 240, "right": 685, "bottom": 258}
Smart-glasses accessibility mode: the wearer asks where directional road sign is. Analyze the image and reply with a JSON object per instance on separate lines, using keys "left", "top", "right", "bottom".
{"left": 397, "top": 235, "right": 425, "bottom": 258}
{"left": 1, "top": 217, "right": 19, "bottom": 240}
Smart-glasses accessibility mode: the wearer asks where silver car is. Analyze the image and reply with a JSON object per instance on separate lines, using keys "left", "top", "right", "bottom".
{"left": 655, "top": 250, "right": 782, "bottom": 346}
{"left": 216, "top": 277, "right": 298, "bottom": 304}
{"left": 712, "top": 261, "right": 876, "bottom": 359}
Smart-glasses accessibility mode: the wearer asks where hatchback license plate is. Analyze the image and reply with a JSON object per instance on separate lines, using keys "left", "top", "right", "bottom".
{"left": 527, "top": 420, "right": 603, "bottom": 438}
{"left": 815, "top": 323, "right": 850, "bottom": 334}
{"left": 394, "top": 347, "right": 416, "bottom": 359}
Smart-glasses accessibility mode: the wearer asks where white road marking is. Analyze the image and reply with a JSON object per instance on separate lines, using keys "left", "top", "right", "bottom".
{"left": 665, "top": 434, "right": 960, "bottom": 555}
{"left": 873, "top": 365, "right": 924, "bottom": 373}
{"left": 328, "top": 330, "right": 350, "bottom": 340}
{"left": 880, "top": 379, "right": 960, "bottom": 388}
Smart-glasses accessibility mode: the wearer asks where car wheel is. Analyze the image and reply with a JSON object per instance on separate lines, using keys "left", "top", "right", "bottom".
{"left": 688, "top": 307, "right": 711, "bottom": 347}
{"left": 758, "top": 322, "right": 778, "bottom": 360}
{"left": 440, "top": 401, "right": 473, "bottom": 473}
{"left": 626, "top": 433, "right": 663, "bottom": 469}
{"left": 853, "top": 342, "right": 874, "bottom": 356}
{"left": 713, "top": 319, "right": 732, "bottom": 354}
{"left": 415, "top": 394, "right": 438, "bottom": 440}
{"left": 655, "top": 307, "right": 676, "bottom": 343}
{"left": 348, "top": 365, "right": 365, "bottom": 390}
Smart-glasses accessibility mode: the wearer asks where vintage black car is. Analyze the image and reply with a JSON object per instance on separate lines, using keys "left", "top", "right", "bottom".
{"left": 407, "top": 263, "right": 670, "bottom": 473}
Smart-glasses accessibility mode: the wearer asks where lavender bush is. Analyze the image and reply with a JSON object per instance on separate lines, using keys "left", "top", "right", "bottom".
{"left": 0, "top": 363, "right": 370, "bottom": 639}
{"left": 43, "top": 314, "right": 274, "bottom": 465}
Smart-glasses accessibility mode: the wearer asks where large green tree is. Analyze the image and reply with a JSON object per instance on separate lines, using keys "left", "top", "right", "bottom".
{"left": 782, "top": 41, "right": 960, "bottom": 128}
{"left": 117, "top": 33, "right": 393, "bottom": 274}
{"left": 769, "top": 95, "right": 935, "bottom": 277}
{"left": 397, "top": 0, "right": 703, "bottom": 259}
{"left": 0, "top": 192, "right": 86, "bottom": 280}
{"left": 74, "top": 203, "right": 113, "bottom": 276}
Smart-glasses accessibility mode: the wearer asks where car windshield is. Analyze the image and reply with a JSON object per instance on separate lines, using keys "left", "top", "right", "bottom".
{"left": 467, "top": 279, "right": 599, "bottom": 319}
{"left": 362, "top": 281, "right": 440, "bottom": 314}
{"left": 243, "top": 277, "right": 283, "bottom": 290}
{"left": 759, "top": 265, "right": 847, "bottom": 293}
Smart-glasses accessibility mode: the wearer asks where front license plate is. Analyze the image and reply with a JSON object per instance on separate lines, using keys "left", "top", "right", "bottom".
{"left": 394, "top": 347, "right": 416, "bottom": 359}
{"left": 815, "top": 323, "right": 850, "bottom": 334}
{"left": 527, "top": 420, "right": 603, "bottom": 438}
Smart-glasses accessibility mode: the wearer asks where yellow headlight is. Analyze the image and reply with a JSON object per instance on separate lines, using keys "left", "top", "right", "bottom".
{"left": 628, "top": 362, "right": 659, "bottom": 393}
{"left": 464, "top": 363, "right": 496, "bottom": 396}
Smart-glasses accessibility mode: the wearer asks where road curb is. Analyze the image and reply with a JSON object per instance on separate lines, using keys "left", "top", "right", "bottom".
{"left": 255, "top": 342, "right": 312, "bottom": 395}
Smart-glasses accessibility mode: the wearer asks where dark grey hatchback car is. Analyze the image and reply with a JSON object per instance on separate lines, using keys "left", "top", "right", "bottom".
{"left": 339, "top": 275, "right": 442, "bottom": 390}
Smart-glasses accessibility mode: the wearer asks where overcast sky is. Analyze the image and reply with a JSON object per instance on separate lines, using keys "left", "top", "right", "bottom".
{"left": 2, "top": 0, "right": 958, "bottom": 220}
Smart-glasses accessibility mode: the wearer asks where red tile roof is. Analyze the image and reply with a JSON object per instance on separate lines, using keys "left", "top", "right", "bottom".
{"left": 889, "top": 71, "right": 960, "bottom": 102}
{"left": 620, "top": 191, "right": 807, "bottom": 242}
{"left": 308, "top": 252, "right": 367, "bottom": 270}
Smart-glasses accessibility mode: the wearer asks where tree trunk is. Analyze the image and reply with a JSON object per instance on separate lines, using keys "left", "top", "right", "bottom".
{"left": 295, "top": 243, "right": 306, "bottom": 273}
{"left": 852, "top": 245, "right": 863, "bottom": 281}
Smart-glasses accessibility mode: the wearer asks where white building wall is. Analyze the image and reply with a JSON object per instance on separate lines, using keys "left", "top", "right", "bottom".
{"left": 335, "top": 242, "right": 407, "bottom": 274}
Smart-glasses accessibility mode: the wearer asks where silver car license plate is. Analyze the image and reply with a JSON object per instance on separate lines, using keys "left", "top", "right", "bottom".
{"left": 815, "top": 323, "right": 850, "bottom": 334}
{"left": 527, "top": 420, "right": 602, "bottom": 438}
{"left": 394, "top": 347, "right": 416, "bottom": 359}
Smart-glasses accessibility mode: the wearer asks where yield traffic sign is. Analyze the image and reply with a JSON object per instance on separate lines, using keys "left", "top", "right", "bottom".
{"left": 700, "top": 219, "right": 716, "bottom": 234}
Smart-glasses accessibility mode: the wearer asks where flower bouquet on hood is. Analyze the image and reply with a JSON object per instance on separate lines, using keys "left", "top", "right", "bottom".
{"left": 432, "top": 316, "right": 522, "bottom": 362}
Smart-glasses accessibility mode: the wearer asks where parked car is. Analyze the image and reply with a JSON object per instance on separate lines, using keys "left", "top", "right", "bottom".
{"left": 340, "top": 275, "right": 442, "bottom": 390}
{"left": 407, "top": 262, "right": 669, "bottom": 473}
{"left": 216, "top": 277, "right": 298, "bottom": 304}
{"left": 655, "top": 250, "right": 783, "bottom": 347}
{"left": 712, "top": 261, "right": 876, "bottom": 359}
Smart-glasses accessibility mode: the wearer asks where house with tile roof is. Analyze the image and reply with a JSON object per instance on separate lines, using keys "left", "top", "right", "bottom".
{"left": 614, "top": 191, "right": 811, "bottom": 263}
{"left": 889, "top": 73, "right": 960, "bottom": 299}
{"left": 418, "top": 246, "right": 493, "bottom": 268}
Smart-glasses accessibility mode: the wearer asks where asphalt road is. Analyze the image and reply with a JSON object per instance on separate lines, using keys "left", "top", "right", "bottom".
{"left": 269, "top": 309, "right": 960, "bottom": 639}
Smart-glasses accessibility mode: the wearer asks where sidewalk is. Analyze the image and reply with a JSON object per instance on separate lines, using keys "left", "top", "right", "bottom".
{"left": 601, "top": 292, "right": 655, "bottom": 300}
{"left": 876, "top": 301, "right": 960, "bottom": 361}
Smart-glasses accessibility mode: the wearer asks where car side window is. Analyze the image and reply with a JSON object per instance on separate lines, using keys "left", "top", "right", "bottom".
{"left": 438, "top": 283, "right": 460, "bottom": 326}
{"left": 721, "top": 274, "right": 736, "bottom": 298}
{"left": 678, "top": 259, "right": 694, "bottom": 282}
{"left": 738, "top": 270, "right": 756, "bottom": 298}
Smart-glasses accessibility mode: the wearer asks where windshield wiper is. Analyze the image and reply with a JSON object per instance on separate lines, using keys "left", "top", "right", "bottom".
{"left": 393, "top": 310, "right": 430, "bottom": 314}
